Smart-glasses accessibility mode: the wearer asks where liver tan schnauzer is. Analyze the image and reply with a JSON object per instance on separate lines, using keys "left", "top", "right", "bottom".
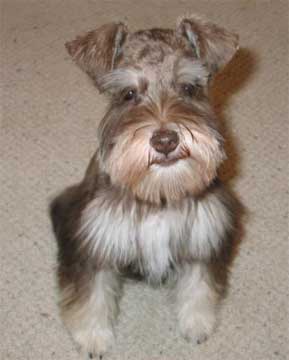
{"left": 50, "top": 14, "right": 239, "bottom": 359}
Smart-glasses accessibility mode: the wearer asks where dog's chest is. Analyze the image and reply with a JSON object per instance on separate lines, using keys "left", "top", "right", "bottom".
{"left": 80, "top": 191, "right": 228, "bottom": 278}
{"left": 81, "top": 200, "right": 190, "bottom": 278}
{"left": 135, "top": 208, "right": 188, "bottom": 277}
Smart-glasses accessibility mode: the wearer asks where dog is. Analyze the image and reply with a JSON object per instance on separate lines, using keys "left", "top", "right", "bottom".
{"left": 50, "top": 14, "right": 239, "bottom": 358}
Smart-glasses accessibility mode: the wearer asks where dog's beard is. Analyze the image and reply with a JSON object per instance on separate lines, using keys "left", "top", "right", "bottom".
{"left": 103, "top": 119, "right": 225, "bottom": 204}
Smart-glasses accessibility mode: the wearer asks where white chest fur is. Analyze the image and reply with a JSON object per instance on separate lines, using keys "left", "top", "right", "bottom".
{"left": 79, "top": 191, "right": 231, "bottom": 279}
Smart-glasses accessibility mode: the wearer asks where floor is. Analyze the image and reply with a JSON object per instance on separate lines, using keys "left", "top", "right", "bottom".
{"left": 1, "top": 1, "right": 288, "bottom": 359}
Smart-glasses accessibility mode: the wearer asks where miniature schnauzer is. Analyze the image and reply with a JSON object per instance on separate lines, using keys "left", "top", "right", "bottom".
{"left": 50, "top": 14, "right": 239, "bottom": 358}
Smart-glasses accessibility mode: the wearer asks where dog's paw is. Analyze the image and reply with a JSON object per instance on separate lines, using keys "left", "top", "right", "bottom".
{"left": 74, "top": 327, "right": 114, "bottom": 359}
{"left": 87, "top": 353, "right": 103, "bottom": 360}
{"left": 87, "top": 352, "right": 104, "bottom": 360}
{"left": 179, "top": 310, "right": 216, "bottom": 345}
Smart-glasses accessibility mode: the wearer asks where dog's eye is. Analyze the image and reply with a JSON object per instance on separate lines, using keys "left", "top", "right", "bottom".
{"left": 123, "top": 89, "right": 137, "bottom": 101}
{"left": 181, "top": 83, "right": 200, "bottom": 98}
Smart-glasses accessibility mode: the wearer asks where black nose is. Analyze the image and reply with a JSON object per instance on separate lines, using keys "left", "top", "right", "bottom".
{"left": 150, "top": 129, "right": 179, "bottom": 155}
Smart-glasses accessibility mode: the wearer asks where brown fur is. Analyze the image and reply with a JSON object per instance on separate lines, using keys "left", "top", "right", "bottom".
{"left": 66, "top": 22, "right": 128, "bottom": 85}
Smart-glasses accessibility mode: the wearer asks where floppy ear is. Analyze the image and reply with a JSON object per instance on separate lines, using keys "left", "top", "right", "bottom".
{"left": 65, "top": 22, "right": 128, "bottom": 87}
{"left": 176, "top": 15, "right": 239, "bottom": 74}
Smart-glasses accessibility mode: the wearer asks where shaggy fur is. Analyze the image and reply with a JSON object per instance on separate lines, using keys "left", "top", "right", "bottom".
{"left": 50, "top": 14, "right": 239, "bottom": 358}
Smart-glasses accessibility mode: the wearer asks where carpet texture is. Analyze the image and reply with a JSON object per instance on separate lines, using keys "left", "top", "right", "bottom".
{"left": 1, "top": 1, "right": 288, "bottom": 359}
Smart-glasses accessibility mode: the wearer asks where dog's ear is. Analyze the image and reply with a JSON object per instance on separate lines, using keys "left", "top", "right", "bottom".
{"left": 65, "top": 22, "right": 128, "bottom": 87}
{"left": 176, "top": 15, "right": 239, "bottom": 74}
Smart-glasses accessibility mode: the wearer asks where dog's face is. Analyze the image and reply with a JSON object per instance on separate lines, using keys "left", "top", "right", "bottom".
{"left": 66, "top": 16, "right": 238, "bottom": 203}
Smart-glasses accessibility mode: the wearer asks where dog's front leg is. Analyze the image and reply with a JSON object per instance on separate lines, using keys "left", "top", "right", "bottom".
{"left": 174, "top": 262, "right": 219, "bottom": 345}
{"left": 58, "top": 267, "right": 122, "bottom": 359}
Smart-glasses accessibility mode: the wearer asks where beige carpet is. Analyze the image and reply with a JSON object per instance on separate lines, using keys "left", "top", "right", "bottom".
{"left": 1, "top": 1, "right": 288, "bottom": 359}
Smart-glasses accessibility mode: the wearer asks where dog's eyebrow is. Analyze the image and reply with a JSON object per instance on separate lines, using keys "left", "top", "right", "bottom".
{"left": 98, "top": 68, "right": 143, "bottom": 93}
{"left": 175, "top": 59, "right": 210, "bottom": 86}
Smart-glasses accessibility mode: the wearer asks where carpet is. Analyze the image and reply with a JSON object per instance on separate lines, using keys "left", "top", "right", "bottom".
{"left": 1, "top": 1, "right": 288, "bottom": 359}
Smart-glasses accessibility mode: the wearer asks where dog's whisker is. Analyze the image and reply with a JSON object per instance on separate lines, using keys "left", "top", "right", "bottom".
{"left": 133, "top": 124, "right": 151, "bottom": 138}
{"left": 147, "top": 151, "right": 151, "bottom": 168}
{"left": 180, "top": 122, "right": 195, "bottom": 144}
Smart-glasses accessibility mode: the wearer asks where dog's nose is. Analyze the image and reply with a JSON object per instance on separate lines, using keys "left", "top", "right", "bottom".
{"left": 150, "top": 130, "right": 179, "bottom": 155}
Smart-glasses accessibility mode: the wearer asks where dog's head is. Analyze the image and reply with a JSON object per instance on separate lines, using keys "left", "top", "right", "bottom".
{"left": 66, "top": 15, "right": 238, "bottom": 203}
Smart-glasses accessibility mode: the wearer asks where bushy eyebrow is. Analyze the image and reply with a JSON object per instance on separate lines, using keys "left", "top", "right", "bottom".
{"left": 98, "top": 59, "right": 209, "bottom": 97}
{"left": 175, "top": 58, "right": 210, "bottom": 86}
{"left": 98, "top": 68, "right": 143, "bottom": 94}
